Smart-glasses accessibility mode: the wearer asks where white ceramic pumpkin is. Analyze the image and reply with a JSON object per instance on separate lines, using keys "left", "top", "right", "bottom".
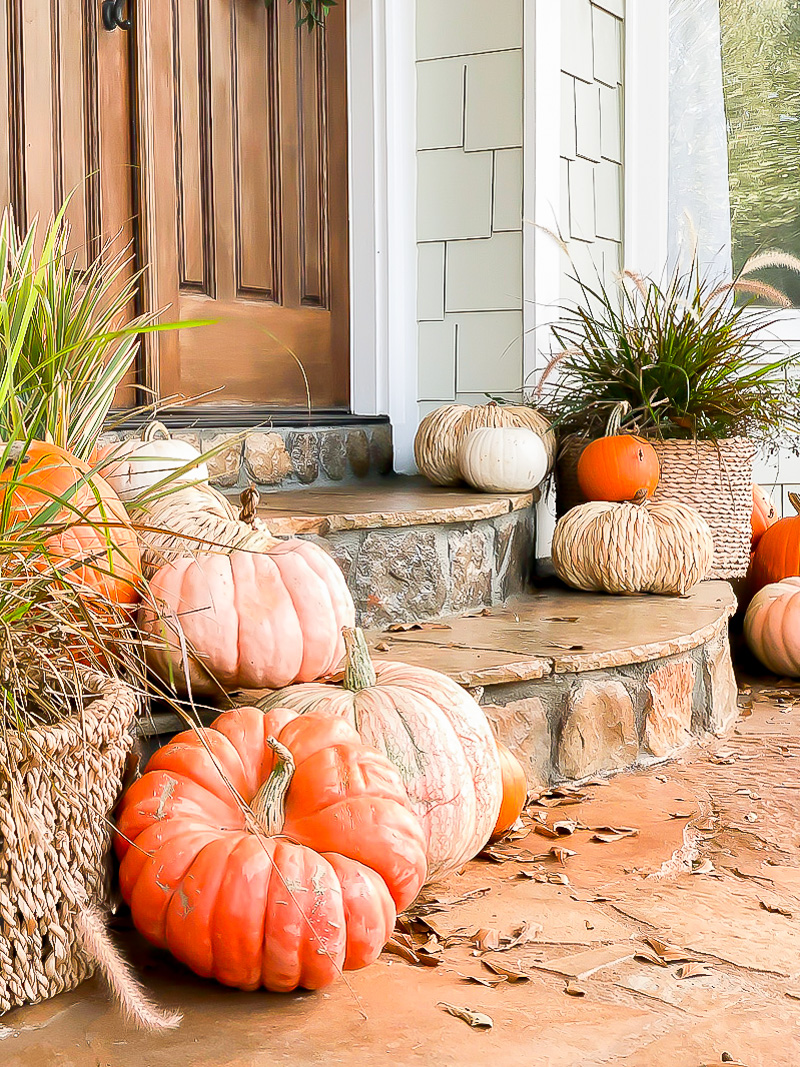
{"left": 744, "top": 576, "right": 800, "bottom": 676}
{"left": 97, "top": 422, "right": 208, "bottom": 502}
{"left": 458, "top": 426, "right": 549, "bottom": 493}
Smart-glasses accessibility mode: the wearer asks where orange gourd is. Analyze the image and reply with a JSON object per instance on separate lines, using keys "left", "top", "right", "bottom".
{"left": 751, "top": 483, "right": 779, "bottom": 550}
{"left": 490, "top": 743, "right": 527, "bottom": 840}
{"left": 115, "top": 706, "right": 427, "bottom": 992}
{"left": 749, "top": 492, "right": 800, "bottom": 594}
{"left": 0, "top": 440, "right": 141, "bottom": 604}
{"left": 576, "top": 404, "right": 660, "bottom": 503}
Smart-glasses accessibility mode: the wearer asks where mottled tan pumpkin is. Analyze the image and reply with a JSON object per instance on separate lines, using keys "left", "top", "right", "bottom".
{"left": 551, "top": 496, "right": 713, "bottom": 596}
{"left": 414, "top": 402, "right": 555, "bottom": 486}
{"left": 744, "top": 577, "right": 800, "bottom": 676}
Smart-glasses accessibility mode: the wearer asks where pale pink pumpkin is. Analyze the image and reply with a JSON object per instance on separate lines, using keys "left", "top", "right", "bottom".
{"left": 744, "top": 576, "right": 800, "bottom": 677}
{"left": 139, "top": 542, "right": 355, "bottom": 694}
{"left": 259, "top": 628, "right": 503, "bottom": 880}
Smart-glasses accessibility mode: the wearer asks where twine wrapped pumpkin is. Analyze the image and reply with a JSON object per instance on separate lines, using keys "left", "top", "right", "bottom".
{"left": 414, "top": 402, "right": 555, "bottom": 487}
{"left": 552, "top": 495, "right": 714, "bottom": 596}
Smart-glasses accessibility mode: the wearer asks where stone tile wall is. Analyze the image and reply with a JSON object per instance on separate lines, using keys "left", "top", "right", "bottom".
{"left": 98, "top": 422, "right": 394, "bottom": 493}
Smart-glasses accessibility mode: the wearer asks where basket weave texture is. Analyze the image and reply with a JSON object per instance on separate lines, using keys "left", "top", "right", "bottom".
{"left": 556, "top": 436, "right": 755, "bottom": 579}
{"left": 0, "top": 676, "right": 138, "bottom": 1013}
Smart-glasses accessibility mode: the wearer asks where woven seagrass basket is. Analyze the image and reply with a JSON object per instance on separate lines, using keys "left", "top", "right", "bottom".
{"left": 0, "top": 676, "right": 138, "bottom": 1013}
{"left": 556, "top": 435, "right": 755, "bottom": 580}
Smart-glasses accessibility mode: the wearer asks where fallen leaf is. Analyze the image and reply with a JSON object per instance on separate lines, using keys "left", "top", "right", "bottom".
{"left": 691, "top": 858, "right": 717, "bottom": 876}
{"left": 386, "top": 621, "right": 452, "bottom": 632}
{"left": 543, "top": 616, "right": 579, "bottom": 623}
{"left": 675, "top": 962, "right": 713, "bottom": 979}
{"left": 533, "top": 823, "right": 560, "bottom": 840}
{"left": 669, "top": 811, "right": 694, "bottom": 819}
{"left": 458, "top": 972, "right": 506, "bottom": 988}
{"left": 503, "top": 921, "right": 537, "bottom": 950}
{"left": 564, "top": 979, "right": 585, "bottom": 997}
{"left": 530, "top": 788, "right": 588, "bottom": 808}
{"left": 547, "top": 872, "right": 571, "bottom": 886}
{"left": 744, "top": 812, "right": 759, "bottom": 823}
{"left": 418, "top": 935, "right": 443, "bottom": 957}
{"left": 438, "top": 1003, "right": 493, "bottom": 1030}
{"left": 785, "top": 989, "right": 800, "bottom": 1001}
{"left": 466, "top": 607, "right": 493, "bottom": 618}
{"left": 634, "top": 950, "right": 670, "bottom": 968}
{"left": 479, "top": 845, "right": 519, "bottom": 863}
{"left": 550, "top": 846, "right": 576, "bottom": 866}
{"left": 644, "top": 937, "right": 701, "bottom": 964}
{"left": 553, "top": 820, "right": 578, "bottom": 836}
{"left": 591, "top": 826, "right": 640, "bottom": 844}
{"left": 383, "top": 936, "right": 433, "bottom": 967}
{"left": 472, "top": 928, "right": 501, "bottom": 951}
{"left": 760, "top": 899, "right": 793, "bottom": 918}
{"left": 482, "top": 959, "right": 530, "bottom": 983}
{"left": 374, "top": 641, "right": 391, "bottom": 652}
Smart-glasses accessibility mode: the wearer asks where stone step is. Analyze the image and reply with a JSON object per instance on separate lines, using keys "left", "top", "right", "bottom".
{"left": 364, "top": 580, "right": 738, "bottom": 789}
{"left": 255, "top": 475, "right": 538, "bottom": 627}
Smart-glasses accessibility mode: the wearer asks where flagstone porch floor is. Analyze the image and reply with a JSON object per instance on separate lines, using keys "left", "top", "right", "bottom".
{"left": 7, "top": 681, "right": 800, "bottom": 1067}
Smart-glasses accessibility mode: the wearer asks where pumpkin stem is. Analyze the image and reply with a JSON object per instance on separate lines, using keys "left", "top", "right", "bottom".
{"left": 342, "top": 627, "right": 378, "bottom": 691}
{"left": 239, "top": 484, "right": 260, "bottom": 528}
{"left": 631, "top": 487, "right": 648, "bottom": 506}
{"left": 790, "top": 491, "right": 800, "bottom": 516}
{"left": 142, "top": 420, "right": 171, "bottom": 443}
{"left": 605, "top": 401, "right": 631, "bottom": 437}
{"left": 250, "top": 736, "right": 295, "bottom": 835}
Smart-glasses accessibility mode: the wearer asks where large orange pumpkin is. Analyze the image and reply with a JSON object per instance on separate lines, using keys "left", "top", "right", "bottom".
{"left": 139, "top": 543, "right": 355, "bottom": 694}
{"left": 576, "top": 404, "right": 660, "bottom": 503}
{"left": 749, "top": 492, "right": 800, "bottom": 594}
{"left": 751, "top": 483, "right": 779, "bottom": 550}
{"left": 0, "top": 440, "right": 141, "bottom": 604}
{"left": 259, "top": 628, "right": 503, "bottom": 880}
{"left": 116, "top": 706, "right": 427, "bottom": 992}
{"left": 490, "top": 743, "right": 527, "bottom": 840}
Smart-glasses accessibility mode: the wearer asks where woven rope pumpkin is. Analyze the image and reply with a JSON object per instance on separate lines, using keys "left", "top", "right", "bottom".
{"left": 551, "top": 496, "right": 714, "bottom": 596}
{"left": 414, "top": 402, "right": 556, "bottom": 487}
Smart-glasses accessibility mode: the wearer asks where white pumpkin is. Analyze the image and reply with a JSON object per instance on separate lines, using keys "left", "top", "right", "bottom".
{"left": 458, "top": 426, "right": 549, "bottom": 493}
{"left": 97, "top": 422, "right": 209, "bottom": 502}
{"left": 744, "top": 576, "right": 800, "bottom": 676}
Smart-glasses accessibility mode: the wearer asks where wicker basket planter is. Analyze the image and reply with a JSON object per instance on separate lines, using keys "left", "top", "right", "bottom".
{"left": 0, "top": 676, "right": 138, "bottom": 1013}
{"left": 556, "top": 436, "right": 756, "bottom": 579}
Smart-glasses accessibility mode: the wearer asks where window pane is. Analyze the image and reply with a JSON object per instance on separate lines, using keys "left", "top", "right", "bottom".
{"left": 720, "top": 0, "right": 800, "bottom": 304}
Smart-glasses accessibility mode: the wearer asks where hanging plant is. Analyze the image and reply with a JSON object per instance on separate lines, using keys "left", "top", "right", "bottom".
{"left": 264, "top": 0, "right": 335, "bottom": 30}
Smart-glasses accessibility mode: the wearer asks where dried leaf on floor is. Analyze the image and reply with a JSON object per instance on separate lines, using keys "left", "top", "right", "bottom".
{"left": 760, "top": 899, "right": 793, "bottom": 918}
{"left": 479, "top": 845, "right": 520, "bottom": 863}
{"left": 438, "top": 1003, "right": 493, "bottom": 1030}
{"left": 669, "top": 811, "right": 694, "bottom": 819}
{"left": 674, "top": 962, "right": 713, "bottom": 980}
{"left": 710, "top": 752, "right": 737, "bottom": 766}
{"left": 503, "top": 922, "right": 538, "bottom": 951}
{"left": 374, "top": 641, "right": 391, "bottom": 653}
{"left": 383, "top": 936, "right": 440, "bottom": 968}
{"left": 418, "top": 935, "right": 443, "bottom": 957}
{"left": 564, "top": 980, "right": 586, "bottom": 997}
{"left": 529, "top": 787, "right": 589, "bottom": 808}
{"left": 482, "top": 959, "right": 530, "bottom": 983}
{"left": 785, "top": 989, "right": 800, "bottom": 1001}
{"left": 472, "top": 928, "right": 501, "bottom": 952}
{"left": 743, "top": 812, "right": 759, "bottom": 823}
{"left": 386, "top": 621, "right": 452, "bottom": 632}
{"left": 553, "top": 819, "right": 578, "bottom": 836}
{"left": 691, "top": 858, "right": 717, "bottom": 876}
{"left": 458, "top": 972, "right": 506, "bottom": 988}
{"left": 634, "top": 950, "right": 670, "bottom": 968}
{"left": 544, "top": 616, "right": 579, "bottom": 623}
{"left": 591, "top": 826, "right": 639, "bottom": 843}
{"left": 550, "top": 846, "right": 576, "bottom": 866}
{"left": 643, "top": 937, "right": 701, "bottom": 964}
{"left": 533, "top": 823, "right": 561, "bottom": 840}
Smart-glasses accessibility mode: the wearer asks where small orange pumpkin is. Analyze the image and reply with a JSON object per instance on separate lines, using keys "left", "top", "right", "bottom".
{"left": 751, "top": 483, "right": 779, "bottom": 550}
{"left": 750, "top": 492, "right": 800, "bottom": 594}
{"left": 490, "top": 743, "right": 527, "bottom": 840}
{"left": 577, "top": 403, "right": 660, "bottom": 503}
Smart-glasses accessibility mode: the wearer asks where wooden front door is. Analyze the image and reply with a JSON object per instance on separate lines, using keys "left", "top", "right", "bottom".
{"left": 0, "top": 0, "right": 350, "bottom": 414}
{"left": 136, "top": 0, "right": 350, "bottom": 412}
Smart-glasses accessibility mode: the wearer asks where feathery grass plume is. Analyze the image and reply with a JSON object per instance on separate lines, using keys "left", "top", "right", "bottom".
{"left": 536, "top": 252, "right": 800, "bottom": 449}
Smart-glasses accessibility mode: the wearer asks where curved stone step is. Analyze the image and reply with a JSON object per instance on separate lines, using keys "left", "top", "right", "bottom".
{"left": 255, "top": 476, "right": 538, "bottom": 627}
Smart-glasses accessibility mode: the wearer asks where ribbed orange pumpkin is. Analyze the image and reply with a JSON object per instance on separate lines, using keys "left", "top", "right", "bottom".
{"left": 751, "top": 483, "right": 779, "bottom": 550}
{"left": 0, "top": 440, "right": 141, "bottom": 604}
{"left": 749, "top": 492, "right": 800, "bottom": 594}
{"left": 490, "top": 743, "right": 527, "bottom": 840}
{"left": 576, "top": 404, "right": 660, "bottom": 503}
{"left": 116, "top": 706, "right": 427, "bottom": 992}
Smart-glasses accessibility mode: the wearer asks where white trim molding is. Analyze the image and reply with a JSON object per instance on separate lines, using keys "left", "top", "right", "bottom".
{"left": 347, "top": 0, "right": 418, "bottom": 473}
{"left": 624, "top": 0, "right": 670, "bottom": 276}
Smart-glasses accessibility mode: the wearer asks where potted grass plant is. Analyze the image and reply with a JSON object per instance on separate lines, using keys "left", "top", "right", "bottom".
{"left": 538, "top": 256, "right": 800, "bottom": 578}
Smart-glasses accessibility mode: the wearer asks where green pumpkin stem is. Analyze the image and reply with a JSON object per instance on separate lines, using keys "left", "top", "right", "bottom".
{"left": 251, "top": 736, "right": 295, "bottom": 835}
{"left": 605, "top": 401, "right": 631, "bottom": 437}
{"left": 342, "top": 626, "right": 378, "bottom": 692}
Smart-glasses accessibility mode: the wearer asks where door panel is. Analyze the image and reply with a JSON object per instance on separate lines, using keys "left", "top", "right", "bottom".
{"left": 0, "top": 0, "right": 138, "bottom": 402}
{"left": 140, "top": 0, "right": 350, "bottom": 410}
